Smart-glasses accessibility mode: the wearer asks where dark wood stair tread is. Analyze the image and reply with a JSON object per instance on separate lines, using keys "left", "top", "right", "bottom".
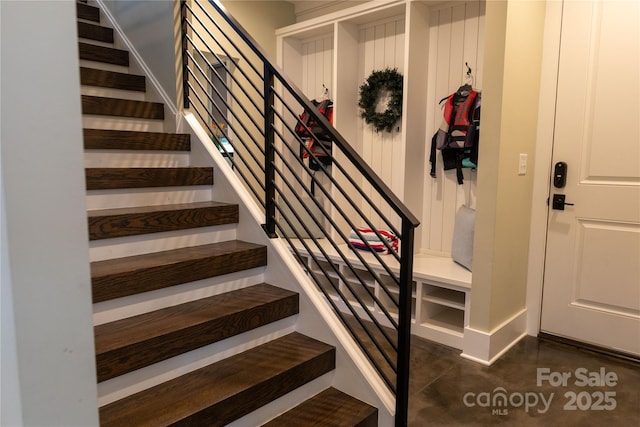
{"left": 79, "top": 42, "right": 128, "bottom": 66}
{"left": 82, "top": 95, "right": 164, "bottom": 120}
{"left": 262, "top": 387, "right": 378, "bottom": 427}
{"left": 85, "top": 167, "right": 212, "bottom": 190}
{"left": 95, "top": 283, "right": 299, "bottom": 382}
{"left": 76, "top": 1, "right": 370, "bottom": 425}
{"left": 77, "top": 21, "right": 113, "bottom": 43}
{"left": 83, "top": 128, "right": 190, "bottom": 151}
{"left": 88, "top": 201, "right": 238, "bottom": 240}
{"left": 77, "top": 2, "right": 99, "bottom": 22}
{"left": 99, "top": 332, "right": 336, "bottom": 427}
{"left": 91, "top": 240, "right": 267, "bottom": 302}
{"left": 80, "top": 67, "right": 145, "bottom": 92}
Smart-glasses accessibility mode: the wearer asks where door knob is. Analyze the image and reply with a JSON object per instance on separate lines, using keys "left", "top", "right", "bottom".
{"left": 552, "top": 194, "right": 574, "bottom": 210}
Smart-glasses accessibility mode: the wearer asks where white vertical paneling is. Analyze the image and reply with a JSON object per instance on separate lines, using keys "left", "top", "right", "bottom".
{"left": 308, "top": 40, "right": 318, "bottom": 95}
{"left": 360, "top": 25, "right": 375, "bottom": 221}
{"left": 294, "top": 34, "right": 334, "bottom": 197}
{"left": 356, "top": 17, "right": 406, "bottom": 227}
{"left": 419, "top": 8, "right": 440, "bottom": 252}
{"left": 427, "top": 7, "right": 453, "bottom": 251}
{"left": 391, "top": 17, "right": 406, "bottom": 230}
{"left": 422, "top": 1, "right": 485, "bottom": 255}
{"left": 441, "top": 4, "right": 466, "bottom": 252}
{"left": 461, "top": 1, "right": 481, "bottom": 212}
{"left": 308, "top": 40, "right": 317, "bottom": 95}
{"left": 381, "top": 21, "right": 396, "bottom": 212}
{"left": 449, "top": 4, "right": 466, "bottom": 84}
{"left": 277, "top": 1, "right": 484, "bottom": 255}
{"left": 369, "top": 24, "right": 386, "bottom": 222}
{"left": 462, "top": 1, "right": 480, "bottom": 86}
{"left": 323, "top": 38, "right": 333, "bottom": 95}
{"left": 301, "top": 42, "right": 309, "bottom": 95}
{"left": 315, "top": 39, "right": 324, "bottom": 93}
{"left": 300, "top": 35, "right": 333, "bottom": 99}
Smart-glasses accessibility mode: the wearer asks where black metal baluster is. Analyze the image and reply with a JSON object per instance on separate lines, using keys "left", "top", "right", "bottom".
{"left": 263, "top": 65, "right": 276, "bottom": 237}
{"left": 180, "top": 0, "right": 189, "bottom": 109}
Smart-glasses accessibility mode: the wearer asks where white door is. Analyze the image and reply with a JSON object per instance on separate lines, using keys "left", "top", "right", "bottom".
{"left": 540, "top": 0, "right": 640, "bottom": 356}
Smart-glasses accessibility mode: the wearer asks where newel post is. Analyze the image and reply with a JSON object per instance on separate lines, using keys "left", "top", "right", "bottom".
{"left": 395, "top": 220, "right": 415, "bottom": 426}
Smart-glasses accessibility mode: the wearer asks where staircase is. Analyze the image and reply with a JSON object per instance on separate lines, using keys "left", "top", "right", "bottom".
{"left": 77, "top": 1, "right": 378, "bottom": 425}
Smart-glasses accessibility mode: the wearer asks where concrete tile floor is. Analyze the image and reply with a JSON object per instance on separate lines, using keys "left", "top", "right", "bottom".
{"left": 407, "top": 336, "right": 640, "bottom": 426}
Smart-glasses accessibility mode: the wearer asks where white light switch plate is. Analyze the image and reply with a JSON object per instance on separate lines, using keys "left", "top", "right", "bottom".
{"left": 518, "top": 153, "right": 528, "bottom": 175}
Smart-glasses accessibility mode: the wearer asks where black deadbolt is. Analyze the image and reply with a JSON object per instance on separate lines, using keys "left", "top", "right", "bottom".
{"left": 553, "top": 162, "right": 568, "bottom": 188}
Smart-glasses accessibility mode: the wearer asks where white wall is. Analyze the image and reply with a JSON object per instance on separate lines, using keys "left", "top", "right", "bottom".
{"left": 102, "top": 0, "right": 180, "bottom": 109}
{"left": 221, "top": 1, "right": 296, "bottom": 59}
{"left": 0, "top": 1, "right": 99, "bottom": 425}
{"left": 469, "top": 0, "right": 545, "bottom": 332}
{"left": 1, "top": 184, "right": 22, "bottom": 427}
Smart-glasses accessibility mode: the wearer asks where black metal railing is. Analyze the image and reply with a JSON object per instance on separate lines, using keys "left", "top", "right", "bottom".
{"left": 180, "top": 1, "right": 419, "bottom": 424}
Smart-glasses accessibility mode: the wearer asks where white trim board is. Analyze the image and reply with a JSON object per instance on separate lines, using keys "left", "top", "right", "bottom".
{"left": 525, "top": 0, "right": 563, "bottom": 337}
{"left": 461, "top": 308, "right": 527, "bottom": 365}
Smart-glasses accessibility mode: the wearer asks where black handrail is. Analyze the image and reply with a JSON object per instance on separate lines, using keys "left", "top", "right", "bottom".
{"left": 180, "top": 1, "right": 419, "bottom": 424}
{"left": 202, "top": 0, "right": 418, "bottom": 227}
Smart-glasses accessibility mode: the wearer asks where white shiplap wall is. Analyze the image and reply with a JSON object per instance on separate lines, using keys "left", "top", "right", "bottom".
{"left": 422, "top": 1, "right": 485, "bottom": 255}
{"left": 299, "top": 35, "right": 334, "bottom": 201}
{"left": 301, "top": 35, "right": 334, "bottom": 100}
{"left": 357, "top": 15, "right": 406, "bottom": 225}
{"left": 282, "top": 1, "right": 485, "bottom": 255}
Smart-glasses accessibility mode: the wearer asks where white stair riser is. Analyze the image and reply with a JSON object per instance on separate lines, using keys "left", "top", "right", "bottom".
{"left": 81, "top": 85, "right": 148, "bottom": 102}
{"left": 79, "top": 58, "right": 128, "bottom": 73}
{"left": 77, "top": 16, "right": 103, "bottom": 26}
{"left": 89, "top": 225, "right": 237, "bottom": 262}
{"left": 85, "top": 187, "right": 215, "bottom": 210}
{"left": 82, "top": 115, "right": 166, "bottom": 133}
{"left": 93, "top": 269, "right": 266, "bottom": 326}
{"left": 78, "top": 37, "right": 116, "bottom": 49}
{"left": 84, "top": 151, "right": 190, "bottom": 168}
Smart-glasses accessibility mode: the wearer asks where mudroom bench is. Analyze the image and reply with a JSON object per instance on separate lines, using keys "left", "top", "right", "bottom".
{"left": 291, "top": 240, "right": 472, "bottom": 350}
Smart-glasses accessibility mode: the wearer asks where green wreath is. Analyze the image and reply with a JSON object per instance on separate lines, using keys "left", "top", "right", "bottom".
{"left": 358, "top": 68, "right": 403, "bottom": 132}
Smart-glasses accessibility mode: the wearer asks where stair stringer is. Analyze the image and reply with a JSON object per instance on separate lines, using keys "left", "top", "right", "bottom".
{"left": 183, "top": 113, "right": 395, "bottom": 426}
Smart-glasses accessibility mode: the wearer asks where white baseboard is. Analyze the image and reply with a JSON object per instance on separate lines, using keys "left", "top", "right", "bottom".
{"left": 461, "top": 308, "right": 527, "bottom": 365}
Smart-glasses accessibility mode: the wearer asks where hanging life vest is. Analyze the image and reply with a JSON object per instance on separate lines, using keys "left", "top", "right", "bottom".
{"left": 429, "top": 90, "right": 481, "bottom": 184}
{"left": 295, "top": 99, "right": 334, "bottom": 171}
{"left": 295, "top": 99, "right": 334, "bottom": 141}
